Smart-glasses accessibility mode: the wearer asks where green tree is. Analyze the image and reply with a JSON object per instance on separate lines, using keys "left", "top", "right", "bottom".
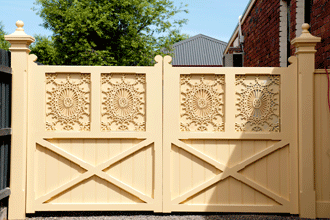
{"left": 30, "top": 35, "right": 58, "bottom": 65}
{"left": 0, "top": 21, "right": 10, "bottom": 51}
{"left": 33, "top": 0, "right": 189, "bottom": 66}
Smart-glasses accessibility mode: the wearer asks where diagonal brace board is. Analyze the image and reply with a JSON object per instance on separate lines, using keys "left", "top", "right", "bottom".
{"left": 36, "top": 139, "right": 154, "bottom": 204}
{"left": 172, "top": 140, "right": 290, "bottom": 205}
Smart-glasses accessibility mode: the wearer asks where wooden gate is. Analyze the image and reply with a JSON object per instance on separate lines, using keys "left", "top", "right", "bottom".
{"left": 163, "top": 56, "right": 298, "bottom": 213}
{"left": 6, "top": 22, "right": 323, "bottom": 219}
{"left": 24, "top": 54, "right": 299, "bottom": 214}
{"left": 25, "top": 54, "right": 299, "bottom": 214}
{"left": 25, "top": 55, "right": 163, "bottom": 212}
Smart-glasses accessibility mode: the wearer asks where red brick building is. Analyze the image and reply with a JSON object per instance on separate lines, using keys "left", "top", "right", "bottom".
{"left": 223, "top": 0, "right": 330, "bottom": 68}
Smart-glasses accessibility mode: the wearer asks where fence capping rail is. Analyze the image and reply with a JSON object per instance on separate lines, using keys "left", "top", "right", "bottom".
{"left": 4, "top": 20, "right": 35, "bottom": 220}
{"left": 291, "top": 23, "right": 321, "bottom": 219}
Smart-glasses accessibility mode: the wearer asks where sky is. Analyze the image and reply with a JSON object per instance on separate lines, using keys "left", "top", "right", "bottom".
{"left": 0, "top": 0, "right": 250, "bottom": 43}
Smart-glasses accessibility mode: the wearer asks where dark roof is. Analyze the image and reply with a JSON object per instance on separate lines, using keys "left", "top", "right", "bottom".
{"left": 170, "top": 34, "right": 228, "bottom": 66}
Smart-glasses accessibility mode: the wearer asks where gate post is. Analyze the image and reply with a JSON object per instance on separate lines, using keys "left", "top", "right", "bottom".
{"left": 291, "top": 23, "right": 321, "bottom": 219}
{"left": 4, "top": 21, "right": 35, "bottom": 220}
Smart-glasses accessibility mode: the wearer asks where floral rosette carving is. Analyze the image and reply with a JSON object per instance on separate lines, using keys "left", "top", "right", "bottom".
{"left": 46, "top": 74, "right": 91, "bottom": 131}
{"left": 101, "top": 74, "right": 146, "bottom": 131}
{"left": 235, "top": 75, "right": 280, "bottom": 132}
{"left": 180, "top": 74, "right": 225, "bottom": 132}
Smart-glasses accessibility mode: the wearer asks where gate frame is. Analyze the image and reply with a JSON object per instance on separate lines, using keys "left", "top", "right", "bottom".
{"left": 5, "top": 21, "right": 321, "bottom": 219}
{"left": 163, "top": 55, "right": 299, "bottom": 213}
{"left": 25, "top": 54, "right": 163, "bottom": 213}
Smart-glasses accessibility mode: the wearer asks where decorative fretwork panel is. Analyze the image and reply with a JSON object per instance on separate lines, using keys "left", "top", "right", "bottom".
{"left": 235, "top": 75, "right": 280, "bottom": 132}
{"left": 180, "top": 74, "right": 225, "bottom": 132}
{"left": 101, "top": 73, "right": 146, "bottom": 131}
{"left": 45, "top": 73, "right": 91, "bottom": 131}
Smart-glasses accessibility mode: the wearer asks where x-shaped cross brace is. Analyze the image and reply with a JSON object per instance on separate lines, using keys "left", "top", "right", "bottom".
{"left": 36, "top": 139, "right": 154, "bottom": 204}
{"left": 171, "top": 139, "right": 290, "bottom": 206}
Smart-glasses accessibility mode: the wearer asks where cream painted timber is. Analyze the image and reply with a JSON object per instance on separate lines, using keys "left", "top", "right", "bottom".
{"left": 314, "top": 70, "right": 330, "bottom": 218}
{"left": 4, "top": 21, "right": 35, "bottom": 220}
{"left": 25, "top": 54, "right": 163, "bottom": 212}
{"left": 291, "top": 24, "right": 321, "bottom": 219}
{"left": 5, "top": 20, "right": 326, "bottom": 217}
{"left": 163, "top": 55, "right": 298, "bottom": 213}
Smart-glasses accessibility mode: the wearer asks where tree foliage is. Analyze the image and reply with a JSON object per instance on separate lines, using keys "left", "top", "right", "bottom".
{"left": 0, "top": 21, "right": 10, "bottom": 51}
{"left": 33, "top": 0, "right": 189, "bottom": 65}
{"left": 30, "top": 35, "right": 58, "bottom": 65}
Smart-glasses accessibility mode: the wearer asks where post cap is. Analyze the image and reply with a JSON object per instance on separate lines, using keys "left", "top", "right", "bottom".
{"left": 291, "top": 23, "right": 321, "bottom": 45}
{"left": 4, "top": 20, "right": 35, "bottom": 45}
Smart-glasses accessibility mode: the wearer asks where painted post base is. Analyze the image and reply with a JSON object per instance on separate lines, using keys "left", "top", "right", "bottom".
{"left": 299, "top": 191, "right": 316, "bottom": 219}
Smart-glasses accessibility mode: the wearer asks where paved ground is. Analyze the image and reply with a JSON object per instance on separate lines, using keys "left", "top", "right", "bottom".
{"left": 25, "top": 211, "right": 330, "bottom": 220}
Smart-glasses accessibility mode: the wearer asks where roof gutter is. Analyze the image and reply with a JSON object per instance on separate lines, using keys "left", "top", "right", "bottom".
{"left": 223, "top": 0, "right": 256, "bottom": 55}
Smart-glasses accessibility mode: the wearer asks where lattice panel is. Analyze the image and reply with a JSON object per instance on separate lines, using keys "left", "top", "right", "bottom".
{"left": 180, "top": 74, "right": 225, "bottom": 132}
{"left": 45, "top": 73, "right": 91, "bottom": 131}
{"left": 101, "top": 73, "right": 146, "bottom": 131}
{"left": 235, "top": 75, "right": 280, "bottom": 132}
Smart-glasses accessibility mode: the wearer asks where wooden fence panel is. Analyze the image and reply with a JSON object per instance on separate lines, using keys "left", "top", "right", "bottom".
{"left": 0, "top": 49, "right": 11, "bottom": 202}
{"left": 314, "top": 70, "right": 330, "bottom": 218}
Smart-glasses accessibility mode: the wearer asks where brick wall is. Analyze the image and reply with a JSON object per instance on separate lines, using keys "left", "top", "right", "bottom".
{"left": 290, "top": 0, "right": 297, "bottom": 56}
{"left": 311, "top": 0, "right": 330, "bottom": 69}
{"left": 226, "top": 0, "right": 329, "bottom": 68}
{"left": 241, "top": 0, "right": 281, "bottom": 67}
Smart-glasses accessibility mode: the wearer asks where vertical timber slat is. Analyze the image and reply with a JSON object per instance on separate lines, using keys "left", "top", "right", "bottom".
{"left": 0, "top": 47, "right": 12, "bottom": 217}
{"left": 0, "top": 140, "right": 4, "bottom": 190}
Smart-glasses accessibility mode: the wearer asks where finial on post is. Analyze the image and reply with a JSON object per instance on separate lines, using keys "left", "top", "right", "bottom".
{"left": 301, "top": 23, "right": 310, "bottom": 34}
{"left": 4, "top": 20, "right": 35, "bottom": 47}
{"left": 15, "top": 20, "right": 24, "bottom": 31}
{"left": 291, "top": 23, "right": 321, "bottom": 50}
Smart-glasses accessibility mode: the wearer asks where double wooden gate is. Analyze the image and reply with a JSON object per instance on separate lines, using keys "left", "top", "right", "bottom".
{"left": 25, "top": 54, "right": 298, "bottom": 214}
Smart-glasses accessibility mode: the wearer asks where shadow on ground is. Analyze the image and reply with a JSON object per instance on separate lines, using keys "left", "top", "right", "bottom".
{"left": 25, "top": 211, "right": 330, "bottom": 220}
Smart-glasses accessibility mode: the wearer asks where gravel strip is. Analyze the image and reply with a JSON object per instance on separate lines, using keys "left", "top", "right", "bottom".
{"left": 25, "top": 211, "right": 330, "bottom": 220}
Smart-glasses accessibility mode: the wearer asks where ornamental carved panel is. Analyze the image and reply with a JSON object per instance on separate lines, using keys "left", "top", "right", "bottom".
{"left": 180, "top": 74, "right": 225, "bottom": 132}
{"left": 101, "top": 73, "right": 146, "bottom": 131}
{"left": 46, "top": 73, "right": 91, "bottom": 131}
{"left": 235, "top": 75, "right": 280, "bottom": 132}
